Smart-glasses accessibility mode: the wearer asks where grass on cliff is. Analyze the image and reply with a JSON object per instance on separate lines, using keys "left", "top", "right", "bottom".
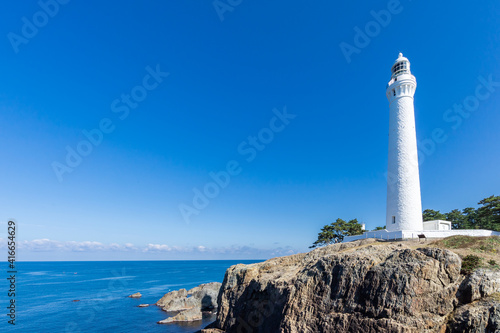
{"left": 428, "top": 235, "right": 500, "bottom": 254}
{"left": 425, "top": 236, "right": 500, "bottom": 273}
{"left": 434, "top": 235, "right": 500, "bottom": 251}
{"left": 327, "top": 236, "right": 500, "bottom": 274}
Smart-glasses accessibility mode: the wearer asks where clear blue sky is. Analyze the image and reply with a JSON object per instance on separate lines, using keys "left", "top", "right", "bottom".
{"left": 1, "top": 0, "right": 499, "bottom": 260}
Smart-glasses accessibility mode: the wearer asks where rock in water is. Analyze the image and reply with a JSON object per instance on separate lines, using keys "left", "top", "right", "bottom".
{"left": 157, "top": 283, "right": 221, "bottom": 312}
{"left": 128, "top": 292, "right": 142, "bottom": 298}
{"left": 156, "top": 288, "right": 195, "bottom": 311}
{"left": 157, "top": 288, "right": 188, "bottom": 307}
{"left": 188, "top": 282, "right": 221, "bottom": 311}
{"left": 201, "top": 239, "right": 500, "bottom": 333}
{"left": 158, "top": 307, "right": 203, "bottom": 324}
{"left": 156, "top": 282, "right": 222, "bottom": 324}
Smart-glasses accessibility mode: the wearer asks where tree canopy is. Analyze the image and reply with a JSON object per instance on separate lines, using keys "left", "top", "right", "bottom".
{"left": 310, "top": 218, "right": 364, "bottom": 248}
{"left": 423, "top": 209, "right": 447, "bottom": 221}
{"left": 425, "top": 195, "right": 499, "bottom": 231}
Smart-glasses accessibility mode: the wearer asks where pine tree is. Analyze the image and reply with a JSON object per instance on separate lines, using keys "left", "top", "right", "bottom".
{"left": 310, "top": 218, "right": 364, "bottom": 248}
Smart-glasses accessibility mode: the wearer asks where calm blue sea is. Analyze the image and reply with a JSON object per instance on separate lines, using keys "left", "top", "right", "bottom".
{"left": 2, "top": 260, "right": 262, "bottom": 333}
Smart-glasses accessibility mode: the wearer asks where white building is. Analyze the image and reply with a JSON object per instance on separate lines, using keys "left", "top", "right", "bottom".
{"left": 343, "top": 53, "right": 500, "bottom": 242}
{"left": 423, "top": 220, "right": 451, "bottom": 231}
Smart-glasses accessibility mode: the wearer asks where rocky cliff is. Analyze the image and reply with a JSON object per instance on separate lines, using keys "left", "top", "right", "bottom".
{"left": 202, "top": 239, "right": 500, "bottom": 333}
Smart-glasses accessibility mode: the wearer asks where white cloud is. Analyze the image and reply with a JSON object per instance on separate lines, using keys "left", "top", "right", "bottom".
{"left": 143, "top": 243, "right": 172, "bottom": 252}
{"left": 7, "top": 239, "right": 138, "bottom": 252}
{"left": 0, "top": 238, "right": 299, "bottom": 258}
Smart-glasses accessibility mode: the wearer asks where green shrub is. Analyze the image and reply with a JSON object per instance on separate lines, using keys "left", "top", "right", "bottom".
{"left": 489, "top": 259, "right": 497, "bottom": 266}
{"left": 461, "top": 255, "right": 482, "bottom": 275}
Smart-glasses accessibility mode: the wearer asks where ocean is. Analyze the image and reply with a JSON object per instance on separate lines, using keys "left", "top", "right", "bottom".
{"left": 3, "top": 260, "right": 262, "bottom": 333}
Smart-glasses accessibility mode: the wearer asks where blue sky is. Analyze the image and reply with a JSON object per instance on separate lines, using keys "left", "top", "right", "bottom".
{"left": 1, "top": 0, "right": 499, "bottom": 260}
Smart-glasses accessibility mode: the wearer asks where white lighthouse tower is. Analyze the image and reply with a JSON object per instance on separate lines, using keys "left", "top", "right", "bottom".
{"left": 385, "top": 53, "right": 423, "bottom": 232}
{"left": 341, "top": 54, "right": 500, "bottom": 243}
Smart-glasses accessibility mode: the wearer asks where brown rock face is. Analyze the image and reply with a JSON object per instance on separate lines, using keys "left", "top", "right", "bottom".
{"left": 156, "top": 288, "right": 188, "bottom": 308}
{"left": 157, "top": 282, "right": 221, "bottom": 312}
{"left": 158, "top": 307, "right": 203, "bottom": 324}
{"left": 203, "top": 239, "right": 500, "bottom": 333}
{"left": 447, "top": 298, "right": 500, "bottom": 333}
{"left": 156, "top": 282, "right": 221, "bottom": 324}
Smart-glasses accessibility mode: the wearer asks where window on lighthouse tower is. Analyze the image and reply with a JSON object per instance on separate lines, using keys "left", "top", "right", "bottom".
{"left": 392, "top": 61, "right": 409, "bottom": 76}
{"left": 392, "top": 216, "right": 396, "bottom": 224}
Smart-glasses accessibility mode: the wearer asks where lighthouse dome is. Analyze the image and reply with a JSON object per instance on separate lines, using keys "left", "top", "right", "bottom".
{"left": 391, "top": 52, "right": 411, "bottom": 77}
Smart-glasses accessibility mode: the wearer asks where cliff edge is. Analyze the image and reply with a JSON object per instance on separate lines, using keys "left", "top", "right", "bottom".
{"left": 202, "top": 238, "right": 500, "bottom": 333}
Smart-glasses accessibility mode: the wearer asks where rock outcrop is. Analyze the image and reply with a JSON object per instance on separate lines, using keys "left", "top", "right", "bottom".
{"left": 128, "top": 292, "right": 142, "bottom": 298}
{"left": 156, "top": 282, "right": 221, "bottom": 324}
{"left": 447, "top": 297, "right": 500, "bottom": 332}
{"left": 202, "top": 239, "right": 500, "bottom": 333}
{"left": 157, "top": 288, "right": 194, "bottom": 311}
{"left": 158, "top": 307, "right": 203, "bottom": 324}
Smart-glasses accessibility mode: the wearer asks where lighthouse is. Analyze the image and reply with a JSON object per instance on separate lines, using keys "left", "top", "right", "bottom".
{"left": 385, "top": 53, "right": 423, "bottom": 232}
{"left": 341, "top": 53, "right": 499, "bottom": 243}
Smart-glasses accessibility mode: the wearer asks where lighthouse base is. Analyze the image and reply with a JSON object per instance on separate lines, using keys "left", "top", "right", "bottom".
{"left": 343, "top": 228, "right": 500, "bottom": 243}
